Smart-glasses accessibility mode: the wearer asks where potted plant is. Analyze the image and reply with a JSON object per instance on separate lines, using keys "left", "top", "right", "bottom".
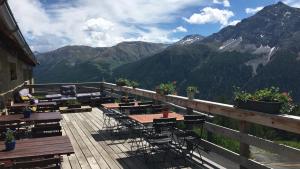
{"left": 23, "top": 107, "right": 32, "bottom": 118}
{"left": 156, "top": 82, "right": 176, "bottom": 95}
{"left": 162, "top": 105, "right": 170, "bottom": 118}
{"left": 233, "top": 87, "right": 294, "bottom": 114}
{"left": 5, "top": 129, "right": 16, "bottom": 151}
{"left": 186, "top": 86, "right": 199, "bottom": 100}
{"left": 130, "top": 81, "right": 139, "bottom": 89}
{"left": 116, "top": 78, "right": 130, "bottom": 86}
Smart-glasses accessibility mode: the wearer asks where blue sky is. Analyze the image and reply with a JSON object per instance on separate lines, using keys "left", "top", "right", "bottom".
{"left": 8, "top": 0, "right": 300, "bottom": 52}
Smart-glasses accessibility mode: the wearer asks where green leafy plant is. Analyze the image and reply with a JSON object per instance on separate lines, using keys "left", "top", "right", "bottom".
{"left": 186, "top": 86, "right": 199, "bottom": 99}
{"left": 233, "top": 87, "right": 252, "bottom": 102}
{"left": 5, "top": 129, "right": 15, "bottom": 143}
{"left": 186, "top": 86, "right": 199, "bottom": 93}
{"left": 116, "top": 78, "right": 130, "bottom": 86}
{"left": 156, "top": 81, "right": 176, "bottom": 95}
{"left": 129, "top": 81, "right": 139, "bottom": 89}
{"left": 233, "top": 87, "right": 295, "bottom": 114}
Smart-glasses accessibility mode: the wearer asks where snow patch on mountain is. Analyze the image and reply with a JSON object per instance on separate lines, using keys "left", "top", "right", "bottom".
{"left": 176, "top": 35, "right": 204, "bottom": 45}
{"left": 180, "top": 37, "right": 200, "bottom": 45}
{"left": 219, "top": 37, "right": 243, "bottom": 51}
{"left": 246, "top": 46, "right": 278, "bottom": 76}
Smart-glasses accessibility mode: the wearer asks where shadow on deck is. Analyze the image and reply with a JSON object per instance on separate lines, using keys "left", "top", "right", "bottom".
{"left": 60, "top": 108, "right": 213, "bottom": 169}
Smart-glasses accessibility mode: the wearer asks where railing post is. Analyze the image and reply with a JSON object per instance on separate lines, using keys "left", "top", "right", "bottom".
{"left": 100, "top": 82, "right": 104, "bottom": 94}
{"left": 239, "top": 120, "right": 250, "bottom": 169}
{"left": 29, "top": 77, "right": 35, "bottom": 94}
{"left": 186, "top": 107, "right": 193, "bottom": 115}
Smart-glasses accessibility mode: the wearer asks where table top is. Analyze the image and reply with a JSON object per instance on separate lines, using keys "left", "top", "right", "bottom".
{"left": 0, "top": 112, "right": 62, "bottom": 123}
{"left": 101, "top": 102, "right": 140, "bottom": 109}
{"left": 0, "top": 136, "right": 74, "bottom": 161}
{"left": 129, "top": 112, "right": 184, "bottom": 124}
{"left": 10, "top": 102, "right": 57, "bottom": 108}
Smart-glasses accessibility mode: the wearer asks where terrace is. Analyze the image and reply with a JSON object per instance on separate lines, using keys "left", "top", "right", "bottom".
{"left": 14, "top": 81, "right": 299, "bottom": 169}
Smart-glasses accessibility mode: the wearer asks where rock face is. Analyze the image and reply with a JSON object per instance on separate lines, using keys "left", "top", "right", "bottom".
{"left": 34, "top": 42, "right": 168, "bottom": 83}
{"left": 114, "top": 2, "right": 300, "bottom": 102}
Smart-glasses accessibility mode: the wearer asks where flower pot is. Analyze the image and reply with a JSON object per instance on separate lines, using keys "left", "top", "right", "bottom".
{"left": 234, "top": 99, "right": 283, "bottom": 114}
{"left": 163, "top": 112, "right": 169, "bottom": 118}
{"left": 187, "top": 92, "right": 195, "bottom": 100}
{"left": 23, "top": 109, "right": 32, "bottom": 118}
{"left": 68, "top": 104, "right": 81, "bottom": 109}
{"left": 5, "top": 140, "right": 16, "bottom": 151}
{"left": 116, "top": 82, "right": 126, "bottom": 86}
{"left": 155, "top": 88, "right": 164, "bottom": 95}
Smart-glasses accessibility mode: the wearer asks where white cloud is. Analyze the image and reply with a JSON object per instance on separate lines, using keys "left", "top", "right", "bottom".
{"left": 173, "top": 26, "right": 188, "bottom": 33}
{"left": 213, "top": 0, "right": 230, "bottom": 7}
{"left": 245, "top": 6, "right": 263, "bottom": 14}
{"left": 282, "top": 0, "right": 300, "bottom": 8}
{"left": 184, "top": 7, "right": 234, "bottom": 26}
{"left": 228, "top": 20, "right": 240, "bottom": 26}
{"left": 9, "top": 0, "right": 206, "bottom": 52}
{"left": 8, "top": 0, "right": 236, "bottom": 52}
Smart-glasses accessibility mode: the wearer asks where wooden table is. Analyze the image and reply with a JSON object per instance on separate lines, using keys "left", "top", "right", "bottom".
{"left": 101, "top": 102, "right": 140, "bottom": 109}
{"left": 0, "top": 112, "right": 62, "bottom": 123}
{"left": 129, "top": 112, "right": 184, "bottom": 124}
{"left": 0, "top": 136, "right": 74, "bottom": 161}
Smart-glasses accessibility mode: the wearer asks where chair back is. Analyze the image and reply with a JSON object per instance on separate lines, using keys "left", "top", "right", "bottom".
{"left": 128, "top": 106, "right": 148, "bottom": 115}
{"left": 153, "top": 118, "right": 176, "bottom": 134}
{"left": 138, "top": 101, "right": 154, "bottom": 106}
{"left": 101, "top": 97, "right": 115, "bottom": 104}
{"left": 150, "top": 105, "right": 164, "bottom": 113}
{"left": 183, "top": 115, "right": 205, "bottom": 130}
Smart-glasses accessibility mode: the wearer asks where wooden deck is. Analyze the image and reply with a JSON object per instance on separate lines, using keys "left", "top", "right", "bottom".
{"left": 59, "top": 108, "right": 216, "bottom": 169}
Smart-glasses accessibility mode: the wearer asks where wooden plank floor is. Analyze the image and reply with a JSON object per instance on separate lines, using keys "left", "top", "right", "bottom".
{"left": 60, "top": 108, "right": 208, "bottom": 169}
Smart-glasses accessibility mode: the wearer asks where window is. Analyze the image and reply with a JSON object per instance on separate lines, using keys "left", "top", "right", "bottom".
{"left": 10, "top": 62, "right": 17, "bottom": 81}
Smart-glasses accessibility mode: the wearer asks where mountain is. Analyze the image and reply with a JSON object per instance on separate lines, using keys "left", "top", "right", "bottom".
{"left": 34, "top": 41, "right": 168, "bottom": 83}
{"left": 175, "top": 34, "right": 205, "bottom": 46}
{"left": 114, "top": 2, "right": 300, "bottom": 102}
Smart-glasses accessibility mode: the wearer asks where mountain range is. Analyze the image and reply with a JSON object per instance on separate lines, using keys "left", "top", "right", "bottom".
{"left": 34, "top": 2, "right": 300, "bottom": 102}
{"left": 34, "top": 42, "right": 167, "bottom": 82}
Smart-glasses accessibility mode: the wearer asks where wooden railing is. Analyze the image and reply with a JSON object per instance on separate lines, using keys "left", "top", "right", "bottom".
{"left": 25, "top": 82, "right": 300, "bottom": 169}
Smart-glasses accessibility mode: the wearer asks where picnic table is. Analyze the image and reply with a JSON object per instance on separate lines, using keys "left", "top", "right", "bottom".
{"left": 8, "top": 102, "right": 58, "bottom": 112}
{"left": 9, "top": 102, "right": 57, "bottom": 108}
{"left": 0, "top": 112, "right": 62, "bottom": 123}
{"left": 129, "top": 111, "right": 184, "bottom": 124}
{"left": 0, "top": 136, "right": 74, "bottom": 161}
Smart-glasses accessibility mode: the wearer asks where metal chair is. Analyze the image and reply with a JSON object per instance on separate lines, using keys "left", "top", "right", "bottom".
{"left": 150, "top": 105, "right": 164, "bottom": 113}
{"left": 143, "top": 118, "right": 176, "bottom": 164}
{"left": 174, "top": 115, "right": 206, "bottom": 163}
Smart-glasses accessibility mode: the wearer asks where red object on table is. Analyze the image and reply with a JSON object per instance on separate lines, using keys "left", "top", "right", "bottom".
{"left": 163, "top": 112, "right": 169, "bottom": 118}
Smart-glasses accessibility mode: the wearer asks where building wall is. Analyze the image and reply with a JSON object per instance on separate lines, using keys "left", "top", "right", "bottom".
{"left": 0, "top": 46, "right": 33, "bottom": 108}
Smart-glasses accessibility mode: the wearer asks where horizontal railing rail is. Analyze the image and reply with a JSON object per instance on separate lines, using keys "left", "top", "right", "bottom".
{"left": 25, "top": 82, "right": 300, "bottom": 169}
{"left": 101, "top": 82, "right": 300, "bottom": 134}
